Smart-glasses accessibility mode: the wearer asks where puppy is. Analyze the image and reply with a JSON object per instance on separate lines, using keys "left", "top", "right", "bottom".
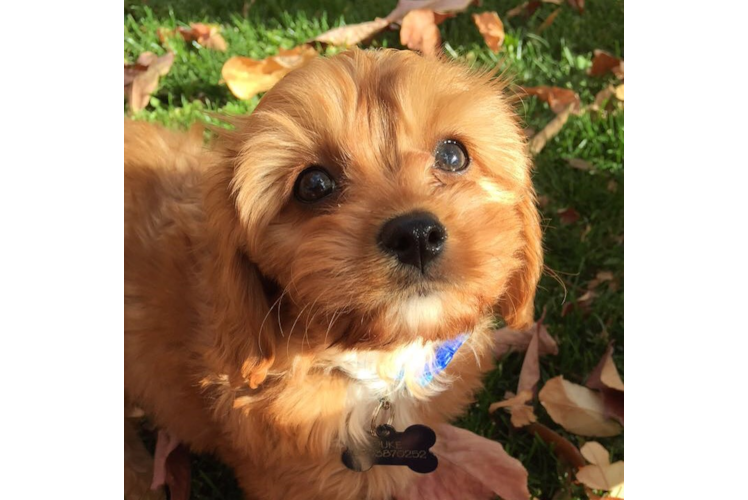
{"left": 124, "top": 48, "right": 542, "bottom": 500}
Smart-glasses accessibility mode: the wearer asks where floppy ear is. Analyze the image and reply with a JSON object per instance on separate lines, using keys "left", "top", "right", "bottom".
{"left": 202, "top": 155, "right": 277, "bottom": 390}
{"left": 498, "top": 185, "right": 543, "bottom": 331}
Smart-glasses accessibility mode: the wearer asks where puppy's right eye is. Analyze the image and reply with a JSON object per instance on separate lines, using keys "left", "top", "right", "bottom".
{"left": 294, "top": 167, "right": 336, "bottom": 203}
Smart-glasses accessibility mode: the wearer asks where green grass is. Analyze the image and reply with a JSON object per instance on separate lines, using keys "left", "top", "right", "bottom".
{"left": 125, "top": 1, "right": 623, "bottom": 498}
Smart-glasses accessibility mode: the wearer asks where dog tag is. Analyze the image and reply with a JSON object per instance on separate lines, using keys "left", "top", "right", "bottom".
{"left": 342, "top": 424, "right": 438, "bottom": 474}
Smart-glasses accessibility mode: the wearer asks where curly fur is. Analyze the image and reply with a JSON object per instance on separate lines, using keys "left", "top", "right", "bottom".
{"left": 124, "top": 49, "right": 542, "bottom": 500}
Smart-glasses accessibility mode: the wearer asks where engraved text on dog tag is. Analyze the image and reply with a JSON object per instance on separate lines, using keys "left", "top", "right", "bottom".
{"left": 342, "top": 424, "right": 438, "bottom": 474}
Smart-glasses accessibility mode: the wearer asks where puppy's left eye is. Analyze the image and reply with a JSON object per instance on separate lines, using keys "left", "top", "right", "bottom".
{"left": 434, "top": 139, "right": 470, "bottom": 173}
{"left": 294, "top": 167, "right": 336, "bottom": 203}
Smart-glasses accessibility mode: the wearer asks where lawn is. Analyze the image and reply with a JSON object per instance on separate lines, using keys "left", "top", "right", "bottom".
{"left": 124, "top": 1, "right": 624, "bottom": 498}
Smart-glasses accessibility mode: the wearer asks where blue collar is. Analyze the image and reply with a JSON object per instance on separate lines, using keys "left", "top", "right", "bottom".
{"left": 419, "top": 333, "right": 469, "bottom": 385}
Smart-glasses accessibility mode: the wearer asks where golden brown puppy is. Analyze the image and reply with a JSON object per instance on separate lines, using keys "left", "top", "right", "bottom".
{"left": 125, "top": 49, "right": 542, "bottom": 500}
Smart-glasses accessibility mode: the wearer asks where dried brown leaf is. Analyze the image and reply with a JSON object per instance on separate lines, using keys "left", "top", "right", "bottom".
{"left": 615, "top": 83, "right": 624, "bottom": 101}
{"left": 395, "top": 423, "right": 531, "bottom": 500}
{"left": 586, "top": 271, "right": 614, "bottom": 291}
{"left": 434, "top": 424, "right": 530, "bottom": 500}
{"left": 506, "top": 1, "right": 542, "bottom": 18}
{"left": 589, "top": 50, "right": 623, "bottom": 79}
{"left": 493, "top": 319, "right": 559, "bottom": 358}
{"left": 400, "top": 9, "right": 442, "bottom": 56}
{"left": 567, "top": 158, "right": 593, "bottom": 171}
{"left": 124, "top": 52, "right": 175, "bottom": 113}
{"left": 608, "top": 482, "right": 624, "bottom": 498}
{"left": 557, "top": 207, "right": 580, "bottom": 225}
{"left": 536, "top": 7, "right": 561, "bottom": 34}
{"left": 472, "top": 12, "right": 504, "bottom": 53}
{"left": 177, "top": 23, "right": 227, "bottom": 51}
{"left": 580, "top": 224, "right": 593, "bottom": 242}
{"left": 586, "top": 343, "right": 623, "bottom": 392}
{"left": 521, "top": 86, "right": 581, "bottom": 115}
{"left": 576, "top": 442, "right": 624, "bottom": 492}
{"left": 567, "top": 0, "right": 584, "bottom": 14}
{"left": 589, "top": 85, "right": 619, "bottom": 114}
{"left": 386, "top": 0, "right": 477, "bottom": 23}
{"left": 528, "top": 104, "right": 572, "bottom": 155}
{"left": 221, "top": 45, "right": 317, "bottom": 100}
{"left": 539, "top": 376, "right": 622, "bottom": 437}
{"left": 517, "top": 323, "right": 540, "bottom": 394}
{"left": 312, "top": 18, "right": 390, "bottom": 46}
{"left": 525, "top": 422, "right": 586, "bottom": 469}
{"left": 151, "top": 430, "right": 191, "bottom": 500}
{"left": 489, "top": 390, "right": 537, "bottom": 428}
{"left": 561, "top": 289, "right": 596, "bottom": 317}
{"left": 586, "top": 343, "right": 624, "bottom": 425}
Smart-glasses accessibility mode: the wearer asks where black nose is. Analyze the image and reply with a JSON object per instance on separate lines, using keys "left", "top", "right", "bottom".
{"left": 378, "top": 212, "right": 447, "bottom": 272}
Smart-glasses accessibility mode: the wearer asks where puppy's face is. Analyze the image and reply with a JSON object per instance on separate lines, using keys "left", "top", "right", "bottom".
{"left": 216, "top": 50, "right": 541, "bottom": 351}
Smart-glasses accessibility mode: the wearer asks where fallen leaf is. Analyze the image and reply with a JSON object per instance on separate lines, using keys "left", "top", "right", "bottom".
{"left": 157, "top": 27, "right": 175, "bottom": 44}
{"left": 491, "top": 325, "right": 542, "bottom": 425}
{"left": 580, "top": 224, "right": 593, "bottom": 242}
{"left": 607, "top": 179, "right": 618, "bottom": 193}
{"left": 521, "top": 86, "right": 581, "bottom": 115}
{"left": 589, "top": 50, "right": 623, "bottom": 79}
{"left": 504, "top": 0, "right": 564, "bottom": 19}
{"left": 124, "top": 52, "right": 175, "bottom": 113}
{"left": 395, "top": 424, "right": 530, "bottom": 500}
{"left": 590, "top": 85, "right": 619, "bottom": 113}
{"left": 386, "top": 0, "right": 477, "bottom": 23}
{"left": 539, "top": 376, "right": 622, "bottom": 437}
{"left": 557, "top": 207, "right": 580, "bottom": 225}
{"left": 586, "top": 271, "right": 614, "bottom": 291}
{"left": 576, "top": 442, "right": 624, "bottom": 492}
{"left": 151, "top": 430, "right": 191, "bottom": 500}
{"left": 400, "top": 9, "right": 442, "bottom": 56}
{"left": 525, "top": 422, "right": 586, "bottom": 469}
{"left": 567, "top": 158, "right": 593, "bottom": 171}
{"left": 528, "top": 104, "right": 573, "bottom": 155}
{"left": 312, "top": 18, "right": 390, "bottom": 46}
{"left": 177, "top": 22, "right": 227, "bottom": 51}
{"left": 567, "top": 0, "right": 585, "bottom": 14}
{"left": 493, "top": 319, "right": 559, "bottom": 358}
{"left": 434, "top": 12, "right": 458, "bottom": 23}
{"left": 537, "top": 194, "right": 551, "bottom": 208}
{"left": 490, "top": 391, "right": 537, "bottom": 427}
{"left": 221, "top": 45, "right": 317, "bottom": 100}
{"left": 506, "top": 1, "right": 542, "bottom": 18}
{"left": 536, "top": 7, "right": 561, "bottom": 34}
{"left": 614, "top": 83, "right": 624, "bottom": 101}
{"left": 472, "top": 12, "right": 505, "bottom": 52}
{"left": 491, "top": 320, "right": 553, "bottom": 427}
{"left": 561, "top": 289, "right": 596, "bottom": 317}
{"left": 586, "top": 343, "right": 623, "bottom": 391}
{"left": 586, "top": 343, "right": 624, "bottom": 425}
{"left": 608, "top": 482, "right": 624, "bottom": 498}
{"left": 394, "top": 456, "right": 496, "bottom": 500}
{"left": 516, "top": 323, "right": 541, "bottom": 394}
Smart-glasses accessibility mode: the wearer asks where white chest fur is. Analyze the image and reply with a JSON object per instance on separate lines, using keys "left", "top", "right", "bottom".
{"left": 322, "top": 338, "right": 468, "bottom": 448}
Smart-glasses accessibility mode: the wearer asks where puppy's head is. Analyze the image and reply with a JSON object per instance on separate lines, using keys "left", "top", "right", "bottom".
{"left": 206, "top": 49, "right": 541, "bottom": 375}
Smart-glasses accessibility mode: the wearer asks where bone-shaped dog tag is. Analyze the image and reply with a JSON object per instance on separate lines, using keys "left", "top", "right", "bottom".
{"left": 342, "top": 424, "right": 438, "bottom": 474}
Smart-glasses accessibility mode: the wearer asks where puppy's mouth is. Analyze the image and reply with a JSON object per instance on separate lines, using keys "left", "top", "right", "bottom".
{"left": 392, "top": 264, "right": 450, "bottom": 295}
